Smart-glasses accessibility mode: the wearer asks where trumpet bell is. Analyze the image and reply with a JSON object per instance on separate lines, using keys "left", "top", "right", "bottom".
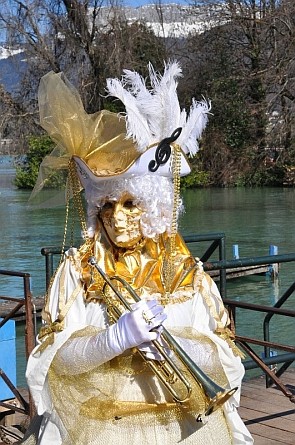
{"left": 205, "top": 387, "right": 238, "bottom": 416}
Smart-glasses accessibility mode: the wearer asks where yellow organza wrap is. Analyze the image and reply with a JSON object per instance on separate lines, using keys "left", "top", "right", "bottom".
{"left": 48, "top": 326, "right": 233, "bottom": 445}
{"left": 29, "top": 71, "right": 140, "bottom": 207}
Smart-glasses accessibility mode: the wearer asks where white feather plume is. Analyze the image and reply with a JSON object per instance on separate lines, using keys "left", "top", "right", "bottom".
{"left": 179, "top": 99, "right": 211, "bottom": 155}
{"left": 106, "top": 77, "right": 153, "bottom": 151}
{"left": 106, "top": 62, "right": 210, "bottom": 156}
{"left": 122, "top": 69, "right": 149, "bottom": 97}
{"left": 150, "top": 61, "right": 182, "bottom": 138}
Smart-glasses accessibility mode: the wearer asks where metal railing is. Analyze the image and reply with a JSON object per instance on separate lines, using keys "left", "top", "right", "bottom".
{"left": 0, "top": 269, "right": 36, "bottom": 418}
{"left": 184, "top": 233, "right": 227, "bottom": 296}
{"left": 186, "top": 242, "right": 295, "bottom": 402}
{"left": 41, "top": 247, "right": 63, "bottom": 291}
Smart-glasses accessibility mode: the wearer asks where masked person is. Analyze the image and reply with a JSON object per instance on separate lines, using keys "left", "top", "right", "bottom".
{"left": 26, "top": 63, "right": 253, "bottom": 445}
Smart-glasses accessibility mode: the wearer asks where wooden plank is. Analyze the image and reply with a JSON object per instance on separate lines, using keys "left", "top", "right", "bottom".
{"left": 244, "top": 382, "right": 294, "bottom": 398}
{"left": 282, "top": 372, "right": 295, "bottom": 383}
{"left": 246, "top": 422, "right": 295, "bottom": 445}
{"left": 245, "top": 371, "right": 295, "bottom": 393}
{"left": 208, "top": 264, "right": 271, "bottom": 281}
{"left": 239, "top": 370, "right": 295, "bottom": 444}
{"left": 241, "top": 382, "right": 290, "bottom": 399}
{"left": 248, "top": 437, "right": 285, "bottom": 445}
{"left": 241, "top": 386, "right": 294, "bottom": 407}
{"left": 239, "top": 405, "right": 295, "bottom": 431}
{"left": 226, "top": 266, "right": 269, "bottom": 278}
{"left": 0, "top": 297, "right": 44, "bottom": 320}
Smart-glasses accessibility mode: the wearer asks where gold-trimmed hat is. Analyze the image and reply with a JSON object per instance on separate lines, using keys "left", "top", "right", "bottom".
{"left": 30, "top": 63, "right": 210, "bottom": 206}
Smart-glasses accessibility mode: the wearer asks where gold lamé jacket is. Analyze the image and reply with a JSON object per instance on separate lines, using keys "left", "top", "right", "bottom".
{"left": 79, "top": 232, "right": 198, "bottom": 305}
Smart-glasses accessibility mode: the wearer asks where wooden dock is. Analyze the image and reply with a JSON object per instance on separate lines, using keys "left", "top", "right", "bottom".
{"left": 0, "top": 370, "right": 294, "bottom": 443}
{"left": 208, "top": 264, "right": 274, "bottom": 281}
{"left": 0, "top": 261, "right": 278, "bottom": 321}
{"left": 0, "top": 296, "right": 44, "bottom": 322}
{"left": 239, "top": 369, "right": 295, "bottom": 444}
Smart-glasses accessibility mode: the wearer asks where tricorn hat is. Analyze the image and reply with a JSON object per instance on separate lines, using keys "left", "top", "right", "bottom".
{"left": 30, "top": 62, "right": 210, "bottom": 208}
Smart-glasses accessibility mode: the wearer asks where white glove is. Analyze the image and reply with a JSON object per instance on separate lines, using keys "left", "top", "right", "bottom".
{"left": 54, "top": 299, "right": 166, "bottom": 375}
{"left": 137, "top": 326, "right": 173, "bottom": 360}
{"left": 110, "top": 299, "right": 167, "bottom": 353}
{"left": 116, "top": 301, "right": 171, "bottom": 361}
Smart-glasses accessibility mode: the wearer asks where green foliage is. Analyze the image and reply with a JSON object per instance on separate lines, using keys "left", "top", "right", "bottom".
{"left": 14, "top": 136, "right": 57, "bottom": 189}
{"left": 180, "top": 170, "right": 210, "bottom": 189}
{"left": 238, "top": 164, "right": 287, "bottom": 187}
{"left": 259, "top": 165, "right": 287, "bottom": 186}
{"left": 210, "top": 78, "right": 254, "bottom": 153}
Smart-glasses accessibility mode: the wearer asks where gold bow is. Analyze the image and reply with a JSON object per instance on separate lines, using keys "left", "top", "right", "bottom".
{"left": 34, "top": 320, "right": 65, "bottom": 354}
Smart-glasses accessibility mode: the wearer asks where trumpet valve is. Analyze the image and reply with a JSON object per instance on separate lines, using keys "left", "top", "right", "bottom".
{"left": 154, "top": 361, "right": 178, "bottom": 384}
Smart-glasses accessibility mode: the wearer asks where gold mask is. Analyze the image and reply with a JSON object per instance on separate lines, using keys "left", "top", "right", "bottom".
{"left": 100, "top": 194, "right": 143, "bottom": 248}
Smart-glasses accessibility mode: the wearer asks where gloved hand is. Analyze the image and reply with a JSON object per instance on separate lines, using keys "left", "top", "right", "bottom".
{"left": 54, "top": 299, "right": 167, "bottom": 375}
{"left": 137, "top": 325, "right": 173, "bottom": 361}
{"left": 109, "top": 299, "right": 167, "bottom": 354}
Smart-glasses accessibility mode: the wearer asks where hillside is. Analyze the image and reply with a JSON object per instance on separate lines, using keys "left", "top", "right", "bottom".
{"left": 0, "top": 46, "right": 27, "bottom": 93}
{"left": 0, "top": 2, "right": 223, "bottom": 93}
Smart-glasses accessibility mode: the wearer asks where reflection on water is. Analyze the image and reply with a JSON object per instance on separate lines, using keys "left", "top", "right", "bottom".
{"left": 180, "top": 188, "right": 295, "bottom": 379}
{"left": 180, "top": 187, "right": 295, "bottom": 258}
{"left": 1, "top": 162, "right": 295, "bottom": 385}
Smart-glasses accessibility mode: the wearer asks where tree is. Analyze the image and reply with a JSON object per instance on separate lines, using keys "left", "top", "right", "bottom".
{"left": 14, "top": 135, "right": 56, "bottom": 188}
{"left": 0, "top": 0, "right": 167, "bottom": 112}
{"left": 181, "top": 0, "right": 295, "bottom": 185}
{"left": 1, "top": 0, "right": 295, "bottom": 185}
{"left": 0, "top": 0, "right": 168, "bottom": 156}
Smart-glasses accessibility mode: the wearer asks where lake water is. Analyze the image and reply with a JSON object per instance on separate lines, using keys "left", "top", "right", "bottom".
{"left": 0, "top": 159, "right": 294, "bottom": 385}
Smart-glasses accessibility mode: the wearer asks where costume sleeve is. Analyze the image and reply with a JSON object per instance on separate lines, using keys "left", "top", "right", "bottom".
{"left": 26, "top": 248, "right": 93, "bottom": 415}
{"left": 54, "top": 299, "right": 166, "bottom": 375}
{"left": 52, "top": 326, "right": 121, "bottom": 375}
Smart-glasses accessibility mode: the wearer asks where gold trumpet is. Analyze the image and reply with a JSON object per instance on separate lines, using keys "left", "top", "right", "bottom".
{"left": 88, "top": 256, "right": 237, "bottom": 416}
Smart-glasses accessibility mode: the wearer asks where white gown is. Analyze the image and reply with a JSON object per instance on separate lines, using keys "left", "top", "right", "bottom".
{"left": 26, "top": 248, "right": 253, "bottom": 445}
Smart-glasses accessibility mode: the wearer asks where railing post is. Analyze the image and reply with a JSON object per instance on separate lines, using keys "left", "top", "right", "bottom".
{"left": 23, "top": 275, "right": 35, "bottom": 358}
{"left": 23, "top": 274, "right": 37, "bottom": 419}
{"left": 41, "top": 248, "right": 54, "bottom": 291}
{"left": 219, "top": 234, "right": 226, "bottom": 299}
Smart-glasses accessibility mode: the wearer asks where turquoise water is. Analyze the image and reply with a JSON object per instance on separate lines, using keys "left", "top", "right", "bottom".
{"left": 180, "top": 188, "right": 295, "bottom": 345}
{"left": 1, "top": 163, "right": 294, "bottom": 386}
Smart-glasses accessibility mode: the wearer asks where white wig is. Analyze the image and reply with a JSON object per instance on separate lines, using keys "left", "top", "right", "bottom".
{"left": 85, "top": 174, "right": 183, "bottom": 239}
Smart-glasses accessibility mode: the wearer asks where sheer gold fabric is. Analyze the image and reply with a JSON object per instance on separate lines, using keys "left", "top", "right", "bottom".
{"left": 49, "top": 326, "right": 233, "bottom": 445}
{"left": 30, "top": 72, "right": 140, "bottom": 206}
{"left": 38, "top": 72, "right": 139, "bottom": 175}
